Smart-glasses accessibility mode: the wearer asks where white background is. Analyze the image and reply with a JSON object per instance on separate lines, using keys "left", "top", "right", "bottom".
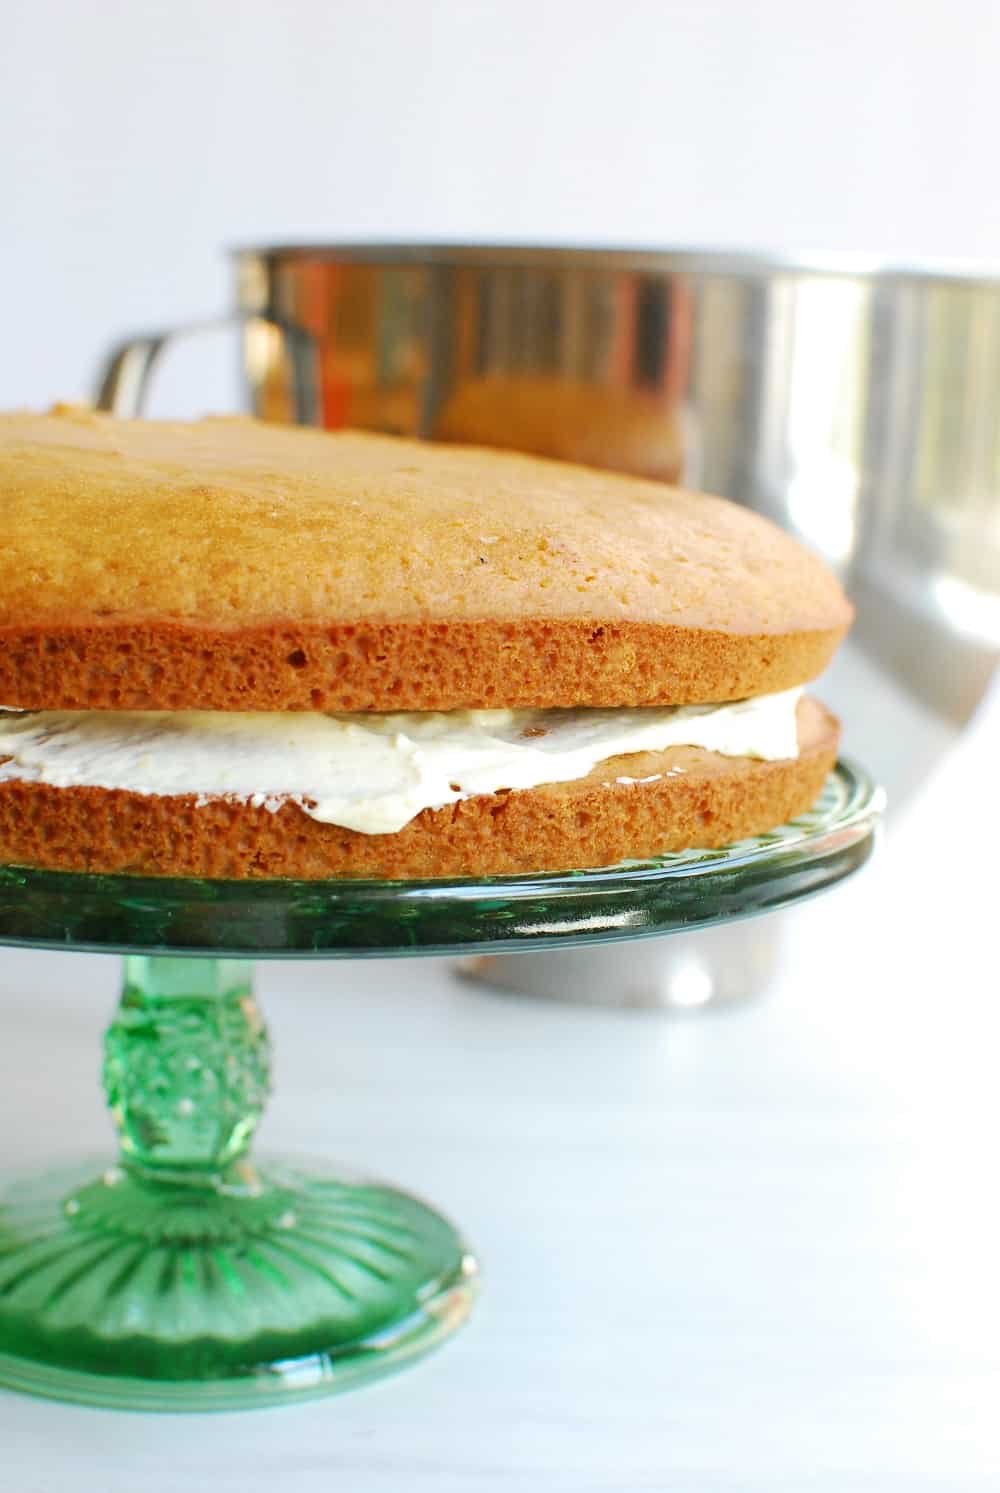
{"left": 5, "top": 0, "right": 1000, "bottom": 410}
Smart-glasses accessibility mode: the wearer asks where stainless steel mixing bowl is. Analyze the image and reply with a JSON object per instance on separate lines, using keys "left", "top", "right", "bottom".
{"left": 100, "top": 244, "right": 1000, "bottom": 724}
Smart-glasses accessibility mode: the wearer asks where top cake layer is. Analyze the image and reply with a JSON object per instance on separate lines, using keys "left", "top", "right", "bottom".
{"left": 0, "top": 407, "right": 852, "bottom": 711}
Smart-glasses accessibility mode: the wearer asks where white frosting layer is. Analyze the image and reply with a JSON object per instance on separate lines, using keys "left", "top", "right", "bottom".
{"left": 0, "top": 690, "right": 801, "bottom": 835}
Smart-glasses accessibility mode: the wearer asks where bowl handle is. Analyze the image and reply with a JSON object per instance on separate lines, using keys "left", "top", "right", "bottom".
{"left": 93, "top": 312, "right": 319, "bottom": 423}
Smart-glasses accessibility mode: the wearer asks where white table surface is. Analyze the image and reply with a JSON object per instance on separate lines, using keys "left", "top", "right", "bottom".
{"left": 1, "top": 680, "right": 997, "bottom": 1491}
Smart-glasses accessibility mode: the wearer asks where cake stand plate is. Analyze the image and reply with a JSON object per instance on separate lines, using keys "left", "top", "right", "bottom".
{"left": 0, "top": 761, "right": 881, "bottom": 1411}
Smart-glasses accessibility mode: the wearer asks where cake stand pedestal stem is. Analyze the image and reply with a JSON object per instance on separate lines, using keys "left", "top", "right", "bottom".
{"left": 0, "top": 954, "right": 475, "bottom": 1411}
{"left": 105, "top": 956, "right": 269, "bottom": 1182}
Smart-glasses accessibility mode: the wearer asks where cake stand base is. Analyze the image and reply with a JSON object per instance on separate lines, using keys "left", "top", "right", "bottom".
{"left": 0, "top": 957, "right": 476, "bottom": 1411}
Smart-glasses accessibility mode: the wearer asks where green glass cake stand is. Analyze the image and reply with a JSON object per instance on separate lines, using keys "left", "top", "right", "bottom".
{"left": 0, "top": 761, "right": 881, "bottom": 1412}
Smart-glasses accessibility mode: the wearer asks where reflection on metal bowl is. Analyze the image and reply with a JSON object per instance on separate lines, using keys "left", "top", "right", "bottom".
{"left": 459, "top": 915, "right": 781, "bottom": 1011}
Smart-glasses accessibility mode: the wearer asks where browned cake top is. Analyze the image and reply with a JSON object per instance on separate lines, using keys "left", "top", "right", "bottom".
{"left": 0, "top": 406, "right": 850, "bottom": 631}
{"left": 0, "top": 407, "right": 852, "bottom": 710}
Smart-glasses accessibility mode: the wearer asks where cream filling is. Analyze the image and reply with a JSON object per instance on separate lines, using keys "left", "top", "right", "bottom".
{"left": 0, "top": 689, "right": 802, "bottom": 835}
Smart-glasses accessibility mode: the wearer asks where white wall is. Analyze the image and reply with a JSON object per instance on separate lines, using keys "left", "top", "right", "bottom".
{"left": 5, "top": 0, "right": 1000, "bottom": 411}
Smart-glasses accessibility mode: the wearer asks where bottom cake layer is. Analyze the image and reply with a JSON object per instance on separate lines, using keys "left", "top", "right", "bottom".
{"left": 0, "top": 698, "right": 838, "bottom": 879}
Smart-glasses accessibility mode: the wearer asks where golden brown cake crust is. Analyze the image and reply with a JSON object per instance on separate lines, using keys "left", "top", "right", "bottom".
{"left": 0, "top": 617, "right": 844, "bottom": 712}
{"left": 0, "top": 699, "right": 838, "bottom": 880}
{"left": 0, "top": 408, "right": 851, "bottom": 712}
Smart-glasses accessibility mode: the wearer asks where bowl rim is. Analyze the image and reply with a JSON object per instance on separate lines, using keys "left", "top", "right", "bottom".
{"left": 230, "top": 241, "right": 1000, "bottom": 288}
